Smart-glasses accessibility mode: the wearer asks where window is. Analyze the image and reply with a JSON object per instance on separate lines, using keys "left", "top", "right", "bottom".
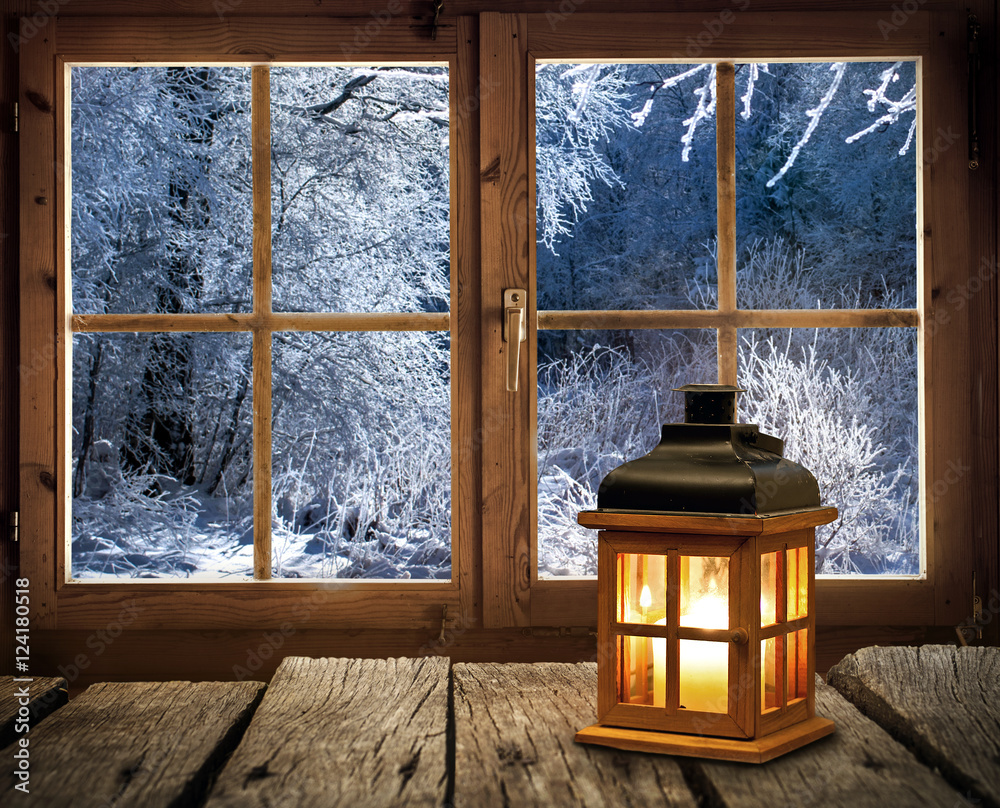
{"left": 19, "top": 11, "right": 981, "bottom": 640}
{"left": 70, "top": 64, "right": 452, "bottom": 582}
{"left": 534, "top": 59, "right": 919, "bottom": 579}
{"left": 478, "top": 11, "right": 977, "bottom": 630}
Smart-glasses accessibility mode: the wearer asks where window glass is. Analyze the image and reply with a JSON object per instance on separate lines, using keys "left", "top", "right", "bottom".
{"left": 271, "top": 331, "right": 451, "bottom": 579}
{"left": 735, "top": 62, "right": 917, "bottom": 310}
{"left": 71, "top": 332, "right": 253, "bottom": 579}
{"left": 71, "top": 67, "right": 252, "bottom": 315}
{"left": 739, "top": 328, "right": 919, "bottom": 575}
{"left": 536, "top": 63, "right": 717, "bottom": 312}
{"left": 270, "top": 66, "right": 450, "bottom": 314}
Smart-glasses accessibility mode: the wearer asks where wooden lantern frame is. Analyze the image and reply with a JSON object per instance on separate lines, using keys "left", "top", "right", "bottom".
{"left": 576, "top": 507, "right": 838, "bottom": 763}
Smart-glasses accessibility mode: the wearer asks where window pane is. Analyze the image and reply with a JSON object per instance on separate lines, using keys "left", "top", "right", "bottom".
{"left": 537, "top": 329, "right": 717, "bottom": 577}
{"left": 760, "top": 551, "right": 778, "bottom": 627}
{"left": 617, "top": 553, "right": 667, "bottom": 624}
{"left": 680, "top": 555, "right": 729, "bottom": 629}
{"left": 739, "top": 328, "right": 919, "bottom": 575}
{"left": 787, "top": 628, "right": 808, "bottom": 702}
{"left": 71, "top": 332, "right": 253, "bottom": 579}
{"left": 270, "top": 66, "right": 450, "bottom": 313}
{"left": 271, "top": 330, "right": 451, "bottom": 579}
{"left": 618, "top": 635, "right": 663, "bottom": 706}
{"left": 735, "top": 62, "right": 917, "bottom": 309}
{"left": 679, "top": 640, "right": 729, "bottom": 713}
{"left": 761, "top": 636, "right": 781, "bottom": 712}
{"left": 787, "top": 546, "right": 809, "bottom": 619}
{"left": 71, "top": 67, "right": 252, "bottom": 315}
{"left": 535, "top": 63, "right": 717, "bottom": 311}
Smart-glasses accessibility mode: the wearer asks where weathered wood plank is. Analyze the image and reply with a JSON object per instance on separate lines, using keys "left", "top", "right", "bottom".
{"left": 453, "top": 662, "right": 698, "bottom": 807}
{"left": 0, "top": 677, "right": 67, "bottom": 749}
{"left": 690, "top": 675, "right": 968, "bottom": 808}
{"left": 205, "top": 656, "right": 449, "bottom": 808}
{"left": 0, "top": 680, "right": 265, "bottom": 806}
{"left": 828, "top": 645, "right": 1000, "bottom": 808}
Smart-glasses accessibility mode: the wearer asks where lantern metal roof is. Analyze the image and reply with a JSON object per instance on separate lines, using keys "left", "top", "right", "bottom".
{"left": 595, "top": 384, "right": 821, "bottom": 516}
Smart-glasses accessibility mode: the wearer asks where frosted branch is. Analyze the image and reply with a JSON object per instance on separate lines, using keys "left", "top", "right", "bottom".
{"left": 681, "top": 64, "right": 716, "bottom": 163}
{"left": 767, "top": 61, "right": 847, "bottom": 187}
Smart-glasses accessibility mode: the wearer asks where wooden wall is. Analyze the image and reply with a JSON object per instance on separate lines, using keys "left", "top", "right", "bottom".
{"left": 1, "top": 0, "right": 996, "bottom": 682}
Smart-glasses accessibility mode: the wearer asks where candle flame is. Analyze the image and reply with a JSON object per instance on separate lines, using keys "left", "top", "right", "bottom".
{"left": 639, "top": 584, "right": 652, "bottom": 609}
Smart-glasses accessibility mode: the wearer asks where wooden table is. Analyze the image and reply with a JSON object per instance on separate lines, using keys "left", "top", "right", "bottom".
{"left": 1, "top": 646, "right": 997, "bottom": 807}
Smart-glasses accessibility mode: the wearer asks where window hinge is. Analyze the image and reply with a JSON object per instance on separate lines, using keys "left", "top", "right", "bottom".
{"left": 8, "top": 511, "right": 18, "bottom": 542}
{"left": 968, "top": 14, "right": 981, "bottom": 170}
{"left": 11, "top": 102, "right": 17, "bottom": 134}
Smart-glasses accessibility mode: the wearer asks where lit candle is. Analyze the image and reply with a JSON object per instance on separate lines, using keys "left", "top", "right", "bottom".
{"left": 679, "top": 591, "right": 729, "bottom": 712}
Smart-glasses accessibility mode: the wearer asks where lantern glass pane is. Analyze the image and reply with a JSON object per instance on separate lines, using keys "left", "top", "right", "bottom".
{"left": 761, "top": 637, "right": 781, "bottom": 713}
{"left": 788, "top": 628, "right": 808, "bottom": 702}
{"left": 618, "top": 635, "right": 665, "bottom": 707}
{"left": 761, "top": 551, "right": 778, "bottom": 627}
{"left": 787, "top": 546, "right": 809, "bottom": 619}
{"left": 679, "top": 640, "right": 729, "bottom": 713}
{"left": 617, "top": 553, "right": 667, "bottom": 625}
{"left": 680, "top": 556, "right": 729, "bottom": 629}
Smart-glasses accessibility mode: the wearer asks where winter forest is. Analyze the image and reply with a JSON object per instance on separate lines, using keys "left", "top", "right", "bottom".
{"left": 70, "top": 60, "right": 919, "bottom": 581}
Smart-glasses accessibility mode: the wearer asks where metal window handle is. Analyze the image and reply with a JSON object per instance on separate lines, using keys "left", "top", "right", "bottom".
{"left": 503, "top": 289, "right": 527, "bottom": 392}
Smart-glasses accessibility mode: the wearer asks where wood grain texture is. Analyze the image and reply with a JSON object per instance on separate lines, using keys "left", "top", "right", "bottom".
{"left": 453, "top": 662, "right": 698, "bottom": 808}
{"left": 0, "top": 676, "right": 66, "bottom": 748}
{"left": 0, "top": 680, "right": 265, "bottom": 807}
{"left": 577, "top": 508, "right": 837, "bottom": 536}
{"left": 527, "top": 11, "right": 933, "bottom": 59}
{"left": 537, "top": 308, "right": 919, "bottom": 330}
{"left": 966, "top": 0, "right": 999, "bottom": 648}
{"left": 454, "top": 15, "right": 484, "bottom": 632}
{"left": 690, "top": 676, "right": 968, "bottom": 807}
{"left": 205, "top": 656, "right": 449, "bottom": 808}
{"left": 55, "top": 16, "right": 457, "bottom": 60}
{"left": 0, "top": 7, "right": 22, "bottom": 676}
{"left": 73, "top": 312, "right": 450, "bottom": 331}
{"left": 31, "top": 627, "right": 598, "bottom": 695}
{"left": 14, "top": 0, "right": 965, "bottom": 16}
{"left": 251, "top": 66, "right": 271, "bottom": 580}
{"left": 18, "top": 19, "right": 57, "bottom": 626}
{"left": 923, "top": 9, "right": 976, "bottom": 628}
{"left": 827, "top": 645, "right": 1000, "bottom": 808}
{"left": 480, "top": 12, "right": 531, "bottom": 628}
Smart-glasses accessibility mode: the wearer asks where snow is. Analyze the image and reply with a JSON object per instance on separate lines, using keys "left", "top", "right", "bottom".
{"left": 71, "top": 60, "right": 921, "bottom": 582}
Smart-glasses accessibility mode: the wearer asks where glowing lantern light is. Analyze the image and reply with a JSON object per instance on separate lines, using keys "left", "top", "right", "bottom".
{"left": 575, "top": 384, "right": 837, "bottom": 762}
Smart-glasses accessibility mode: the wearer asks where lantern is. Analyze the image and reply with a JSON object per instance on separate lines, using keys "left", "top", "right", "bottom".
{"left": 575, "top": 384, "right": 836, "bottom": 763}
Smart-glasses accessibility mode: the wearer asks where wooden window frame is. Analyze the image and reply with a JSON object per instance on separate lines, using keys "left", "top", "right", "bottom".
{"left": 19, "top": 16, "right": 482, "bottom": 632}
{"left": 479, "top": 10, "right": 979, "bottom": 631}
{"left": 18, "top": 9, "right": 987, "bottom": 642}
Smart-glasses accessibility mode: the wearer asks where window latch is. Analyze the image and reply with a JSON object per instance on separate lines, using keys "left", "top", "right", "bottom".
{"left": 503, "top": 289, "right": 527, "bottom": 392}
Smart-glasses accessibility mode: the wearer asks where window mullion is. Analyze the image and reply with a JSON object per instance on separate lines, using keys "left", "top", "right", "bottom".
{"left": 715, "top": 61, "right": 738, "bottom": 386}
{"left": 252, "top": 65, "right": 273, "bottom": 581}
